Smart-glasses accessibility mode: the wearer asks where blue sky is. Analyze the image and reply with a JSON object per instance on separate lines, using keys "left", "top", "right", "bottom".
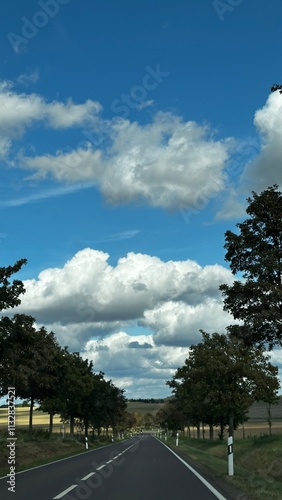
{"left": 1, "top": 0, "right": 282, "bottom": 399}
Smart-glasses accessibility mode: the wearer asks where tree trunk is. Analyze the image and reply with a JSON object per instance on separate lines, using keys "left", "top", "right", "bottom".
{"left": 49, "top": 411, "right": 53, "bottom": 435}
{"left": 267, "top": 404, "right": 272, "bottom": 436}
{"left": 84, "top": 418, "right": 89, "bottom": 438}
{"left": 196, "top": 421, "right": 200, "bottom": 439}
{"left": 70, "top": 416, "right": 75, "bottom": 437}
{"left": 202, "top": 422, "right": 205, "bottom": 439}
{"left": 29, "top": 397, "right": 34, "bottom": 435}
{"left": 209, "top": 423, "right": 214, "bottom": 440}
{"left": 218, "top": 417, "right": 225, "bottom": 440}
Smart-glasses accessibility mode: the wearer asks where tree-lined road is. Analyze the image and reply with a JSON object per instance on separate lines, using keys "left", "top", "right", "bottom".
{"left": 0, "top": 434, "right": 228, "bottom": 499}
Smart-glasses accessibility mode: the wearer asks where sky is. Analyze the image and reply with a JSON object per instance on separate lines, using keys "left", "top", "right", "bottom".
{"left": 1, "top": 0, "right": 282, "bottom": 400}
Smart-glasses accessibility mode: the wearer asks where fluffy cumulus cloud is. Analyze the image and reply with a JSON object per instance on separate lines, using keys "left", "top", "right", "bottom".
{"left": 81, "top": 332, "right": 190, "bottom": 398}
{"left": 16, "top": 248, "right": 235, "bottom": 347}
{"left": 214, "top": 91, "right": 282, "bottom": 220}
{"left": 240, "top": 91, "right": 282, "bottom": 192}
{"left": 11, "top": 247, "right": 238, "bottom": 396}
{"left": 139, "top": 299, "right": 235, "bottom": 347}
{"left": 0, "top": 81, "right": 101, "bottom": 154}
{"left": 20, "top": 112, "right": 231, "bottom": 210}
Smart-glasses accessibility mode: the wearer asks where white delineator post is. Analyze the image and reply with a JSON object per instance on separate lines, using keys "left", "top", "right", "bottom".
{"left": 85, "top": 437, "right": 88, "bottom": 450}
{"left": 228, "top": 436, "right": 234, "bottom": 476}
{"left": 176, "top": 432, "right": 179, "bottom": 446}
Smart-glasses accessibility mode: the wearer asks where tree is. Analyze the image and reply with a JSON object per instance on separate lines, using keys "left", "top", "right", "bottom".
{"left": 0, "top": 314, "right": 62, "bottom": 433}
{"left": 155, "top": 398, "right": 187, "bottom": 435}
{"left": 168, "top": 332, "right": 280, "bottom": 439}
{"left": 219, "top": 185, "right": 282, "bottom": 349}
{"left": 0, "top": 259, "right": 27, "bottom": 311}
{"left": 58, "top": 352, "right": 94, "bottom": 437}
{"left": 271, "top": 84, "right": 282, "bottom": 93}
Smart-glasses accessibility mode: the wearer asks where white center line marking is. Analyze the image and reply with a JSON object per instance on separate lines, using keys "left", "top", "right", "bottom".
{"left": 81, "top": 472, "right": 95, "bottom": 480}
{"left": 53, "top": 484, "right": 77, "bottom": 499}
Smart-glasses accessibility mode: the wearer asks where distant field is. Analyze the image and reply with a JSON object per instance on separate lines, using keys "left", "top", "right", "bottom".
{"left": 1, "top": 398, "right": 281, "bottom": 437}
{"left": 247, "top": 397, "right": 282, "bottom": 421}
{"left": 126, "top": 401, "right": 164, "bottom": 415}
{"left": 0, "top": 407, "right": 63, "bottom": 432}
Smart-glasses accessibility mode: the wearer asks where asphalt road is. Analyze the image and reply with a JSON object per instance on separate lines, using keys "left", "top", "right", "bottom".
{"left": 0, "top": 434, "right": 228, "bottom": 499}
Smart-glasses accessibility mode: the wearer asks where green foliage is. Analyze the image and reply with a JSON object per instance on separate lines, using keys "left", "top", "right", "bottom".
{"left": 155, "top": 398, "right": 187, "bottom": 431}
{"left": 167, "top": 331, "right": 280, "bottom": 437}
{"left": 219, "top": 185, "right": 282, "bottom": 349}
{"left": 0, "top": 259, "right": 27, "bottom": 311}
{"left": 271, "top": 84, "right": 282, "bottom": 93}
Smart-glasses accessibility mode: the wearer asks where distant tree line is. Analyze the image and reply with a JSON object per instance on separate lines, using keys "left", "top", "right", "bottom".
{"left": 0, "top": 261, "right": 127, "bottom": 437}
{"left": 127, "top": 398, "right": 165, "bottom": 403}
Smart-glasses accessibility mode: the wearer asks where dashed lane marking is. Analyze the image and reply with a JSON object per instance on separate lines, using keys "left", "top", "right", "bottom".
{"left": 53, "top": 484, "right": 77, "bottom": 499}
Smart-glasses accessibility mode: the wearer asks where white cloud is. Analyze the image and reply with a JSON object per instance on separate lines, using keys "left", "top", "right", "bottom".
{"left": 0, "top": 81, "right": 101, "bottom": 142}
{"left": 46, "top": 99, "right": 101, "bottom": 129}
{"left": 20, "top": 112, "right": 232, "bottom": 210}
{"left": 215, "top": 92, "right": 282, "bottom": 220}
{"left": 136, "top": 99, "right": 154, "bottom": 110}
{"left": 82, "top": 332, "right": 190, "bottom": 398}
{"left": 15, "top": 248, "right": 234, "bottom": 348}
{"left": 20, "top": 147, "right": 102, "bottom": 182}
{"left": 139, "top": 299, "right": 236, "bottom": 346}
{"left": 17, "top": 70, "right": 39, "bottom": 87}
{"left": 0, "top": 183, "right": 94, "bottom": 207}
{"left": 215, "top": 188, "right": 247, "bottom": 220}
{"left": 240, "top": 91, "right": 282, "bottom": 192}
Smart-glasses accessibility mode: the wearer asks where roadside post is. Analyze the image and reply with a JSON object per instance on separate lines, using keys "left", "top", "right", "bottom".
{"left": 176, "top": 432, "right": 179, "bottom": 446}
{"left": 228, "top": 436, "right": 234, "bottom": 475}
{"left": 85, "top": 437, "right": 88, "bottom": 450}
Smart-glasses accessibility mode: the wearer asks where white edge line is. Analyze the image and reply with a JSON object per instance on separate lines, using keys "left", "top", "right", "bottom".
{"left": 53, "top": 484, "right": 77, "bottom": 499}
{"left": 154, "top": 437, "right": 227, "bottom": 500}
{"left": 0, "top": 437, "right": 135, "bottom": 480}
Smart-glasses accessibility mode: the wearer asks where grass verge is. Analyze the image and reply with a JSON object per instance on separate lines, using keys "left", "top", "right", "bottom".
{"left": 164, "top": 434, "right": 282, "bottom": 500}
{"left": 0, "top": 429, "right": 118, "bottom": 478}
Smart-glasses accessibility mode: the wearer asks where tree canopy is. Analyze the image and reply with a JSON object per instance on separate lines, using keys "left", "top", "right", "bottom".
{"left": 167, "top": 331, "right": 280, "bottom": 438}
{"left": 219, "top": 185, "right": 282, "bottom": 349}
{"left": 0, "top": 259, "right": 27, "bottom": 311}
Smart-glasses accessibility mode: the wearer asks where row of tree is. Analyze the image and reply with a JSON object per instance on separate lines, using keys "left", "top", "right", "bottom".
{"left": 0, "top": 261, "right": 127, "bottom": 436}
{"left": 159, "top": 185, "right": 282, "bottom": 438}
{"left": 159, "top": 331, "right": 279, "bottom": 439}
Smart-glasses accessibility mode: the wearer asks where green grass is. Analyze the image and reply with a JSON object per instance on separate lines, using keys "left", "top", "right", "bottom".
{"left": 0, "top": 428, "right": 122, "bottom": 478}
{"left": 164, "top": 434, "right": 282, "bottom": 500}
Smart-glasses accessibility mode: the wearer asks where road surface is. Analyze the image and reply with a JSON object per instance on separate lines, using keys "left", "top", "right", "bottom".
{"left": 0, "top": 434, "right": 229, "bottom": 499}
